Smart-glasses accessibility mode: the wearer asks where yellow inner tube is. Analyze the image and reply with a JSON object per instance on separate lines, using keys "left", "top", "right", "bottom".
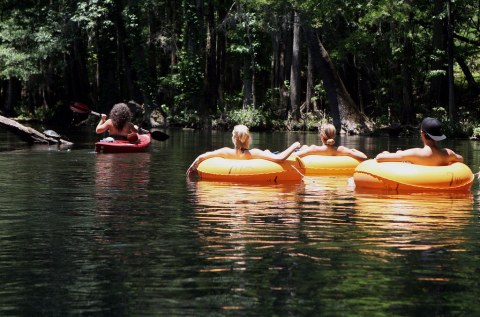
{"left": 353, "top": 159, "right": 474, "bottom": 191}
{"left": 296, "top": 155, "right": 361, "bottom": 175}
{"left": 197, "top": 156, "right": 303, "bottom": 182}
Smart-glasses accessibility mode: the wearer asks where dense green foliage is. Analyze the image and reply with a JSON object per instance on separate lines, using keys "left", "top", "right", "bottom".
{"left": 1, "top": 0, "right": 480, "bottom": 135}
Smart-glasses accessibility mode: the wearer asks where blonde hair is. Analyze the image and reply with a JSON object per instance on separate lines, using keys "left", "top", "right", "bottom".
{"left": 319, "top": 124, "right": 336, "bottom": 145}
{"left": 232, "top": 125, "right": 251, "bottom": 150}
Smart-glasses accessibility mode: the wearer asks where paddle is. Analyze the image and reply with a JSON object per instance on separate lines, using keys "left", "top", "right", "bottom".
{"left": 70, "top": 102, "right": 169, "bottom": 141}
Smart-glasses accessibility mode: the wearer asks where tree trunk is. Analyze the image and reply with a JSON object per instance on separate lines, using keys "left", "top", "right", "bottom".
{"left": 430, "top": 0, "right": 447, "bottom": 108}
{"left": 354, "top": 56, "right": 365, "bottom": 114}
{"left": 401, "top": 16, "right": 415, "bottom": 125}
{"left": 242, "top": 56, "right": 253, "bottom": 108}
{"left": 290, "top": 10, "right": 301, "bottom": 121}
{"left": 203, "top": 0, "right": 218, "bottom": 117}
{"left": 183, "top": 0, "right": 208, "bottom": 127}
{"left": 281, "top": 11, "right": 293, "bottom": 118}
{"left": 4, "top": 77, "right": 21, "bottom": 117}
{"left": 0, "top": 80, "right": 6, "bottom": 113}
{"left": 0, "top": 115, "right": 73, "bottom": 146}
{"left": 305, "top": 46, "right": 313, "bottom": 113}
{"left": 456, "top": 56, "right": 480, "bottom": 94}
{"left": 216, "top": 0, "right": 227, "bottom": 114}
{"left": 96, "top": 9, "right": 119, "bottom": 112}
{"left": 303, "top": 25, "right": 372, "bottom": 134}
{"left": 147, "top": 7, "right": 159, "bottom": 91}
{"left": 303, "top": 26, "right": 339, "bottom": 129}
{"left": 447, "top": 0, "right": 456, "bottom": 122}
{"left": 65, "top": 22, "right": 91, "bottom": 105}
{"left": 243, "top": 5, "right": 256, "bottom": 109}
{"left": 116, "top": 4, "right": 136, "bottom": 101}
{"left": 271, "top": 21, "right": 284, "bottom": 114}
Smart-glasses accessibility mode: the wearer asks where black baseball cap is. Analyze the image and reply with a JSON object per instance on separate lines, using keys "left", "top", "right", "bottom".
{"left": 421, "top": 117, "right": 446, "bottom": 141}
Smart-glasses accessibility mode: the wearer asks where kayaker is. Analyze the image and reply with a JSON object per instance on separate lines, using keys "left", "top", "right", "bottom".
{"left": 295, "top": 123, "right": 367, "bottom": 161}
{"left": 375, "top": 117, "right": 463, "bottom": 166}
{"left": 186, "top": 124, "right": 301, "bottom": 176}
{"left": 96, "top": 103, "right": 139, "bottom": 143}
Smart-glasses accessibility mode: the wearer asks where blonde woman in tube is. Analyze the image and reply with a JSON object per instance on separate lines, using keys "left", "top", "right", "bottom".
{"left": 186, "top": 124, "right": 301, "bottom": 176}
{"left": 295, "top": 123, "right": 367, "bottom": 160}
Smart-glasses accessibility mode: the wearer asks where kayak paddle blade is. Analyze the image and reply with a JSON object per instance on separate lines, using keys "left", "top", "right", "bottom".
{"left": 150, "top": 129, "right": 169, "bottom": 141}
{"left": 70, "top": 102, "right": 91, "bottom": 114}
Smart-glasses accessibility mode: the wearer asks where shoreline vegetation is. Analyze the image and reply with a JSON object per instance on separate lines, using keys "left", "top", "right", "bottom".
{"left": 3, "top": 106, "right": 480, "bottom": 144}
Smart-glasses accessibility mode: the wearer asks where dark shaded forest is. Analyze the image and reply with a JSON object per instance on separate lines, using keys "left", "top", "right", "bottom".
{"left": 1, "top": 0, "right": 480, "bottom": 137}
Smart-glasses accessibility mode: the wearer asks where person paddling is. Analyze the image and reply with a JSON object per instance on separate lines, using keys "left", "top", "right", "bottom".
{"left": 375, "top": 117, "right": 463, "bottom": 166}
{"left": 96, "top": 103, "right": 139, "bottom": 143}
{"left": 295, "top": 123, "right": 367, "bottom": 161}
{"left": 186, "top": 124, "right": 300, "bottom": 176}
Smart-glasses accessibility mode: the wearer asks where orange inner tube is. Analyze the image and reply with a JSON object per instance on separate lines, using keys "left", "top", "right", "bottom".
{"left": 353, "top": 159, "right": 474, "bottom": 191}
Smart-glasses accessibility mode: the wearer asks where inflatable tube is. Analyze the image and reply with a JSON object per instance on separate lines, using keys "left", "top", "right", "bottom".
{"left": 297, "top": 155, "right": 361, "bottom": 175}
{"left": 196, "top": 156, "right": 303, "bottom": 182}
{"left": 95, "top": 133, "right": 151, "bottom": 153}
{"left": 353, "top": 159, "right": 474, "bottom": 191}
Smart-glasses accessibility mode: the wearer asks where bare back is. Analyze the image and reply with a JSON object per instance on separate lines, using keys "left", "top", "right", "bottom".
{"left": 376, "top": 145, "right": 463, "bottom": 166}
{"left": 297, "top": 144, "right": 337, "bottom": 156}
{"left": 296, "top": 144, "right": 367, "bottom": 161}
{"left": 97, "top": 119, "right": 136, "bottom": 137}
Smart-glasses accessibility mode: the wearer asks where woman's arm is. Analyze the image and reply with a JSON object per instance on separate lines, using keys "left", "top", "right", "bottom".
{"left": 96, "top": 115, "right": 110, "bottom": 134}
{"left": 295, "top": 145, "right": 325, "bottom": 157}
{"left": 337, "top": 146, "right": 368, "bottom": 161}
{"left": 186, "top": 147, "right": 233, "bottom": 176}
{"left": 251, "top": 142, "right": 301, "bottom": 162}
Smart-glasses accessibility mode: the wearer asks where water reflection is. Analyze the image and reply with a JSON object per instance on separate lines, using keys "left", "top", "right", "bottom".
{"left": 94, "top": 153, "right": 152, "bottom": 244}
{"left": 352, "top": 191, "right": 473, "bottom": 252}
{"left": 189, "top": 177, "right": 358, "bottom": 274}
{"left": 190, "top": 176, "right": 474, "bottom": 261}
{"left": 191, "top": 181, "right": 304, "bottom": 271}
{"left": 95, "top": 153, "right": 151, "bottom": 202}
{"left": 188, "top": 176, "right": 477, "bottom": 315}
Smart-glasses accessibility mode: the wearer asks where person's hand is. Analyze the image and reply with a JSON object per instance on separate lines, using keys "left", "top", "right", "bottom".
{"left": 375, "top": 152, "right": 386, "bottom": 160}
{"left": 101, "top": 114, "right": 107, "bottom": 122}
{"left": 293, "top": 141, "right": 301, "bottom": 149}
{"left": 186, "top": 160, "right": 199, "bottom": 177}
{"left": 376, "top": 151, "right": 390, "bottom": 156}
{"left": 127, "top": 132, "right": 139, "bottom": 143}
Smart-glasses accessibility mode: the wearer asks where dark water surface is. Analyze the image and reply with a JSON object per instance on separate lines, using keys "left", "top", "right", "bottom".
{"left": 1, "top": 128, "right": 479, "bottom": 316}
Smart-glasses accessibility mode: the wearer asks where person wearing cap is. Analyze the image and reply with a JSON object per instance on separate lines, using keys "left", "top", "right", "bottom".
{"left": 375, "top": 117, "right": 463, "bottom": 166}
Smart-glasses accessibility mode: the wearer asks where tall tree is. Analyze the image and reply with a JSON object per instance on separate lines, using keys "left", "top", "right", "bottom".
{"left": 446, "top": 0, "right": 456, "bottom": 121}
{"left": 430, "top": 0, "right": 447, "bottom": 108}
{"left": 303, "top": 25, "right": 371, "bottom": 133}
{"left": 203, "top": 0, "right": 218, "bottom": 119}
{"left": 289, "top": 10, "right": 301, "bottom": 121}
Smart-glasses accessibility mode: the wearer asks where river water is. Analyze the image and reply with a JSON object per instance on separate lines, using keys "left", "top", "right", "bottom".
{"left": 0, "top": 128, "right": 479, "bottom": 316}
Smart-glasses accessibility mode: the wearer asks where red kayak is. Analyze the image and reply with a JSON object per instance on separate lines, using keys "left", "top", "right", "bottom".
{"left": 95, "top": 133, "right": 151, "bottom": 153}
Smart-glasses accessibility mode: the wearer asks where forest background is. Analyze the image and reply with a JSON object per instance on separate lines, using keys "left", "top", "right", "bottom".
{"left": 1, "top": 0, "right": 480, "bottom": 138}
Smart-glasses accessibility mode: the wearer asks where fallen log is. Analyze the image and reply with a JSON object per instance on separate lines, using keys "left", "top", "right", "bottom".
{"left": 0, "top": 115, "right": 73, "bottom": 146}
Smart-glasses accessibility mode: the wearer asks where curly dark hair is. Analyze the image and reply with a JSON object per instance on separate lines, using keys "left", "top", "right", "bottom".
{"left": 109, "top": 103, "right": 132, "bottom": 130}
